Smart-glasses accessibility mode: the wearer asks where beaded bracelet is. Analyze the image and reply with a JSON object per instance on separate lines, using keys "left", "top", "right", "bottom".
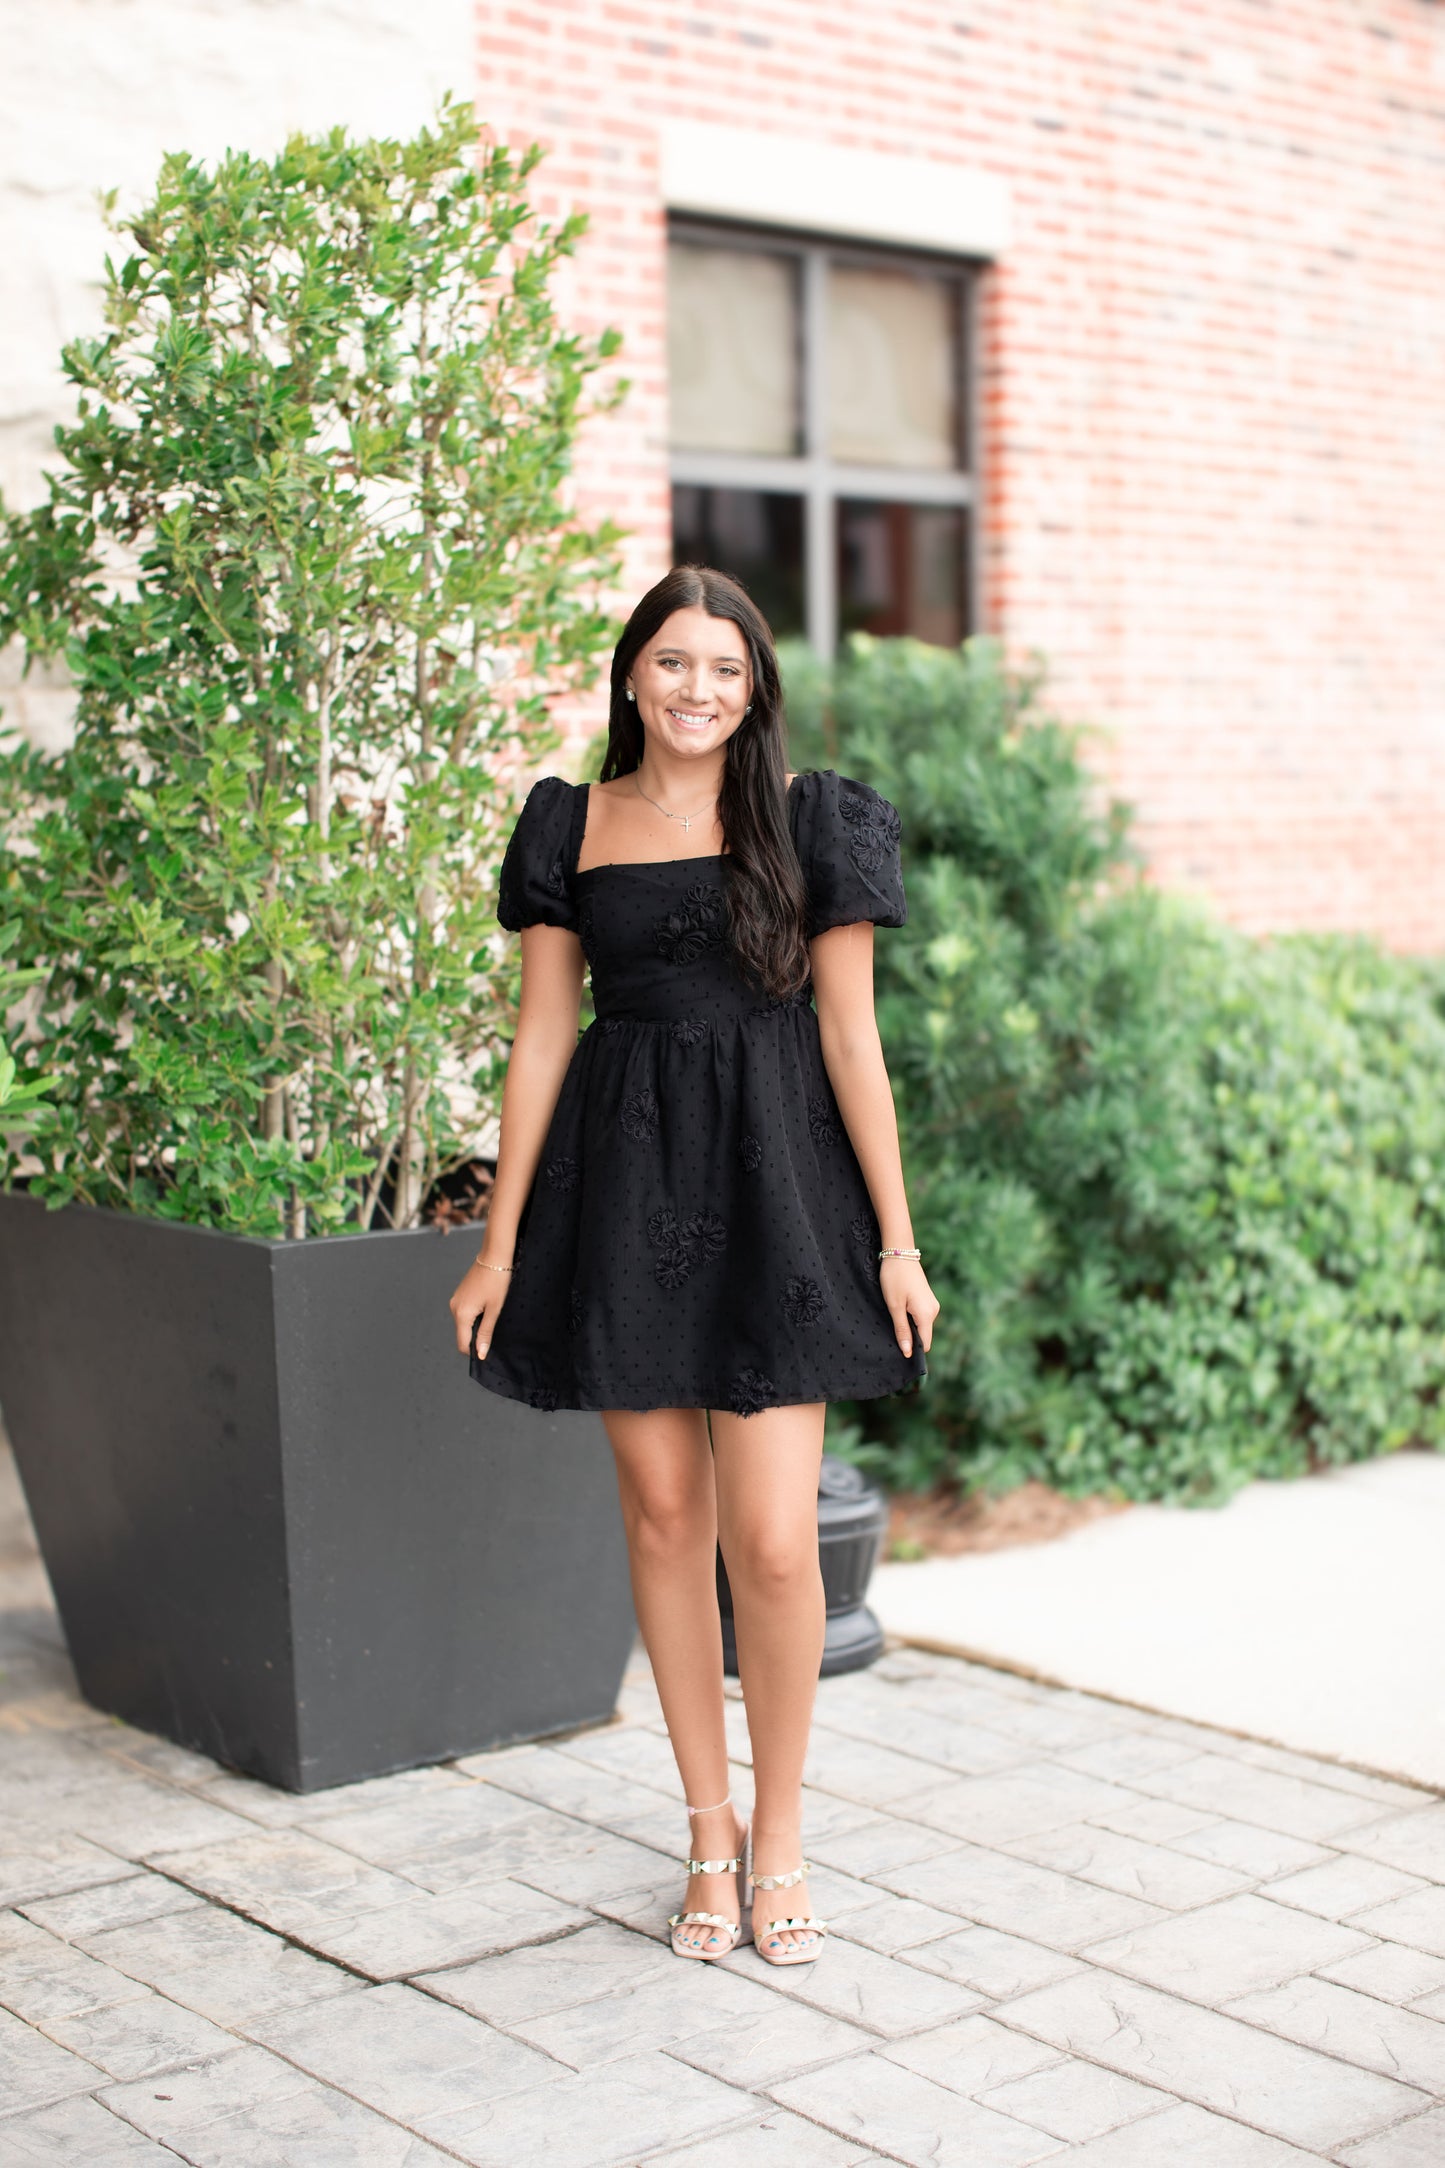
{"left": 878, "top": 1246, "right": 922, "bottom": 1263}
{"left": 475, "top": 1259, "right": 514, "bottom": 1273}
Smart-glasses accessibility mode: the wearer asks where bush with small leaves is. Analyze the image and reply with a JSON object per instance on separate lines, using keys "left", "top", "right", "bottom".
{"left": 0, "top": 99, "right": 622, "bottom": 1236}
{"left": 789, "top": 635, "right": 1445, "bottom": 1504}
{"left": 0, "top": 926, "right": 51, "bottom": 1135}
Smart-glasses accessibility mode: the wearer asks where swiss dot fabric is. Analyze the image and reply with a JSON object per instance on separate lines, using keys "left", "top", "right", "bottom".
{"left": 471, "top": 768, "right": 927, "bottom": 1415}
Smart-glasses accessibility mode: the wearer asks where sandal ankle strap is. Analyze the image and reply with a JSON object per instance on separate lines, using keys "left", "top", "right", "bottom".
{"left": 684, "top": 1853, "right": 743, "bottom": 1875}
{"left": 748, "top": 1859, "right": 811, "bottom": 1891}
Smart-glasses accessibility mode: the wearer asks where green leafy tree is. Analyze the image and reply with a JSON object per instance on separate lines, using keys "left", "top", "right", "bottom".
{"left": 0, "top": 99, "right": 621, "bottom": 1236}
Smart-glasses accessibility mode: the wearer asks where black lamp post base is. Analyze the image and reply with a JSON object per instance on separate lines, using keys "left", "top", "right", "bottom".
{"left": 721, "top": 1600, "right": 885, "bottom": 1681}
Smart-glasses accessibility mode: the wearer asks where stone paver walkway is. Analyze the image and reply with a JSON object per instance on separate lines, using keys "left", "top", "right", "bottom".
{"left": 5, "top": 1447, "right": 1445, "bottom": 2165}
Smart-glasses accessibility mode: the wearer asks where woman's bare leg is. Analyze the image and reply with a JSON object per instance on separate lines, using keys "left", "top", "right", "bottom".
{"left": 711, "top": 1400, "right": 826, "bottom": 1954}
{"left": 602, "top": 1406, "right": 744, "bottom": 1953}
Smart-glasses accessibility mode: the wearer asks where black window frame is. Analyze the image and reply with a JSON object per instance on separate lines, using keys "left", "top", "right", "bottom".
{"left": 667, "top": 215, "right": 980, "bottom": 653}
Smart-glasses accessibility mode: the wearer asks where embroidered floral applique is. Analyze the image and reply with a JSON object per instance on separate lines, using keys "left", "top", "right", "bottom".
{"left": 738, "top": 1133, "right": 763, "bottom": 1172}
{"left": 598, "top": 1015, "right": 628, "bottom": 1034}
{"left": 544, "top": 1155, "right": 580, "bottom": 1193}
{"left": 749, "top": 985, "right": 811, "bottom": 1018}
{"left": 686, "top": 1210, "right": 726, "bottom": 1261}
{"left": 620, "top": 1089, "right": 660, "bottom": 1140}
{"left": 654, "top": 881, "right": 725, "bottom": 964}
{"left": 670, "top": 1017, "right": 707, "bottom": 1048}
{"left": 727, "top": 1367, "right": 777, "bottom": 1418}
{"left": 807, "top": 1095, "right": 841, "bottom": 1146}
{"left": 654, "top": 1248, "right": 692, "bottom": 1291}
{"left": 647, "top": 1205, "right": 726, "bottom": 1289}
{"left": 783, "top": 1275, "right": 827, "bottom": 1326}
{"left": 839, "top": 786, "right": 902, "bottom": 879}
{"left": 529, "top": 1384, "right": 561, "bottom": 1413}
{"left": 544, "top": 850, "right": 567, "bottom": 897}
{"left": 849, "top": 1209, "right": 877, "bottom": 1249}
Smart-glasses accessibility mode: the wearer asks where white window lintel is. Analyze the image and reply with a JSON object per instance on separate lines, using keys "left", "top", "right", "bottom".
{"left": 659, "top": 121, "right": 1010, "bottom": 260}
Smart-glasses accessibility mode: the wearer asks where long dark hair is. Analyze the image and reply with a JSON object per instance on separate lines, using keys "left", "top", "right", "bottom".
{"left": 601, "top": 565, "right": 811, "bottom": 999}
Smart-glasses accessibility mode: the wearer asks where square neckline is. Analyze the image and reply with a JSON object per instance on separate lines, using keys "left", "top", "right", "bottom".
{"left": 572, "top": 772, "right": 805, "bottom": 880}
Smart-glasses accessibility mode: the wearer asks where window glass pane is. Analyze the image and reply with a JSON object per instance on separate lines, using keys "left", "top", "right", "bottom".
{"left": 828, "top": 266, "right": 958, "bottom": 470}
{"left": 672, "top": 485, "right": 805, "bottom": 639}
{"left": 668, "top": 244, "right": 799, "bottom": 456}
{"left": 837, "top": 501, "right": 968, "bottom": 647}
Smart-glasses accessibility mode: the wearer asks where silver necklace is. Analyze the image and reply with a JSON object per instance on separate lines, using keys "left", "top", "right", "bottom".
{"left": 632, "top": 774, "right": 717, "bottom": 835}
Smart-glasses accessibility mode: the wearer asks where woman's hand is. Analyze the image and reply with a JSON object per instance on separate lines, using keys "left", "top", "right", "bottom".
{"left": 880, "top": 1256, "right": 939, "bottom": 1358}
{"left": 452, "top": 924, "right": 583, "bottom": 1365}
{"left": 449, "top": 1254, "right": 513, "bottom": 1360}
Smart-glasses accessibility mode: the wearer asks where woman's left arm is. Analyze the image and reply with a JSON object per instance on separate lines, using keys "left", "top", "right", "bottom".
{"left": 811, "top": 921, "right": 939, "bottom": 1359}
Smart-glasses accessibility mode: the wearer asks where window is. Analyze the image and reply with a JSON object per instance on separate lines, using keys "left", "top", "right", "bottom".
{"left": 667, "top": 222, "right": 975, "bottom": 652}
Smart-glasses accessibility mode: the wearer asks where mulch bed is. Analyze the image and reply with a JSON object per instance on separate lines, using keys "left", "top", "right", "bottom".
{"left": 886, "top": 1479, "right": 1130, "bottom": 1560}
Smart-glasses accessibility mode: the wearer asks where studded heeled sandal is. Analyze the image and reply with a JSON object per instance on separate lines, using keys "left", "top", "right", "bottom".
{"left": 668, "top": 1795, "right": 751, "bottom": 1961}
{"left": 748, "top": 1857, "right": 829, "bottom": 1965}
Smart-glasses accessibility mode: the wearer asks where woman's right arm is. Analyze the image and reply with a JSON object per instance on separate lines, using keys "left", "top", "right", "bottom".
{"left": 449, "top": 922, "right": 586, "bottom": 1357}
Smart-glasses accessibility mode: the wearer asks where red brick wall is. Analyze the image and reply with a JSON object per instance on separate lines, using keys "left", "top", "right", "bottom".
{"left": 476, "top": 1, "right": 1445, "bottom": 949}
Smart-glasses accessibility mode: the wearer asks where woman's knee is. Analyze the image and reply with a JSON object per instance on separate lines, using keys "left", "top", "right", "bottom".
{"left": 618, "top": 1470, "right": 714, "bottom": 1565}
{"left": 723, "top": 1523, "right": 819, "bottom": 1597}
{"left": 605, "top": 1410, "right": 714, "bottom": 1563}
{"left": 615, "top": 1456, "right": 719, "bottom": 1560}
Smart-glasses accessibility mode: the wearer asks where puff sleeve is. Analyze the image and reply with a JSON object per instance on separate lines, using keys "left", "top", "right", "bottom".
{"left": 495, "top": 775, "right": 580, "bottom": 932}
{"left": 791, "top": 768, "right": 907, "bottom": 935}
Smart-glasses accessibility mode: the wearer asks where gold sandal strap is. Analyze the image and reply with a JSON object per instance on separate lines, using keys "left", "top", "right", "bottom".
{"left": 684, "top": 1855, "right": 742, "bottom": 1875}
{"left": 668, "top": 1910, "right": 741, "bottom": 1935}
{"left": 748, "top": 1860, "right": 811, "bottom": 1891}
{"left": 757, "top": 1915, "right": 828, "bottom": 1938}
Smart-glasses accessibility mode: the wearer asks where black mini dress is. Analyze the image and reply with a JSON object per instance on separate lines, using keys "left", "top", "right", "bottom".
{"left": 468, "top": 767, "right": 928, "bottom": 1417}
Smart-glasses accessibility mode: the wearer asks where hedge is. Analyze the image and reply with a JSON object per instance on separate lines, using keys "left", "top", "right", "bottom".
{"left": 784, "top": 635, "right": 1445, "bottom": 1504}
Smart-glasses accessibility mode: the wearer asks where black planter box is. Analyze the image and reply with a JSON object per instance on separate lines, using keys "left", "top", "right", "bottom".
{"left": 0, "top": 1192, "right": 635, "bottom": 1792}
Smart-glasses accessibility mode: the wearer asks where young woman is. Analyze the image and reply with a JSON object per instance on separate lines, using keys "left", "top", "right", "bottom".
{"left": 450, "top": 564, "right": 938, "bottom": 1966}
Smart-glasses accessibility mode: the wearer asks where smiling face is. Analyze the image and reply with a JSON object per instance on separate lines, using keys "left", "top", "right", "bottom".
{"left": 625, "top": 606, "right": 754, "bottom": 764}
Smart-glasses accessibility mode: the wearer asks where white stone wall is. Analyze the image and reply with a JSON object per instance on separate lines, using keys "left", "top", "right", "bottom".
{"left": 0, "top": 0, "right": 474, "bottom": 742}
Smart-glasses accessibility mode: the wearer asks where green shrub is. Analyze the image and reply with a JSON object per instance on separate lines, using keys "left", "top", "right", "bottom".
{"left": 0, "top": 100, "right": 621, "bottom": 1238}
{"left": 789, "top": 635, "right": 1445, "bottom": 1503}
{"left": 0, "top": 925, "right": 52, "bottom": 1134}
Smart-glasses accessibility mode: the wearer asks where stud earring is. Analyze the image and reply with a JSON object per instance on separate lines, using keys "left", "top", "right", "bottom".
{"left": 744, "top": 703, "right": 752, "bottom": 714}
{"left": 625, "top": 688, "right": 635, "bottom": 701}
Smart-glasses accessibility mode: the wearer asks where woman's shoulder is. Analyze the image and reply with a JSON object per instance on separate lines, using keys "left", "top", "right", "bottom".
{"left": 511, "top": 772, "right": 587, "bottom": 840}
{"left": 789, "top": 767, "right": 901, "bottom": 830}
{"left": 521, "top": 772, "right": 585, "bottom": 807}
